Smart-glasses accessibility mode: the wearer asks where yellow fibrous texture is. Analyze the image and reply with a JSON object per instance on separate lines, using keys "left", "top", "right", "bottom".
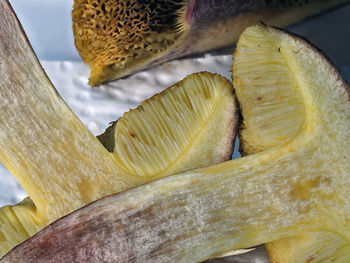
{"left": 233, "top": 29, "right": 305, "bottom": 155}
{"left": 73, "top": 0, "right": 185, "bottom": 85}
{"left": 100, "top": 72, "right": 236, "bottom": 178}
{"left": 0, "top": 72, "right": 236, "bottom": 258}
{"left": 233, "top": 25, "right": 350, "bottom": 263}
{"left": 0, "top": 199, "right": 40, "bottom": 256}
{"left": 267, "top": 232, "right": 350, "bottom": 262}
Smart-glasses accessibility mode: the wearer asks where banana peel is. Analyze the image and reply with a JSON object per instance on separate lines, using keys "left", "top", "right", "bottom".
{"left": 0, "top": 0, "right": 237, "bottom": 257}
{"left": 3, "top": 24, "right": 350, "bottom": 262}
{"left": 73, "top": 0, "right": 350, "bottom": 86}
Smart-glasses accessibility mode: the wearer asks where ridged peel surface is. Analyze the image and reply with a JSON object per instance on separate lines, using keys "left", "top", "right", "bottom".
{"left": 99, "top": 72, "right": 236, "bottom": 178}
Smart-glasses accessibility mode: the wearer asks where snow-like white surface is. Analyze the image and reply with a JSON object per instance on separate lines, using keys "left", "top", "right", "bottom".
{"left": 42, "top": 55, "right": 234, "bottom": 136}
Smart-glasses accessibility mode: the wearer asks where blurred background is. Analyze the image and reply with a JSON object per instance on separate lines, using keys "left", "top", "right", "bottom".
{"left": 9, "top": 0, "right": 80, "bottom": 61}
{"left": 2, "top": 1, "right": 350, "bottom": 261}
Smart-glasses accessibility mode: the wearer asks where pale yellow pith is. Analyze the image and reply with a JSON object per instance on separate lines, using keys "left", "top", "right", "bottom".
{"left": 234, "top": 31, "right": 305, "bottom": 155}
{"left": 0, "top": 72, "right": 235, "bottom": 257}
{"left": 267, "top": 232, "right": 350, "bottom": 262}
{"left": 233, "top": 25, "right": 350, "bottom": 262}
{"left": 112, "top": 73, "right": 235, "bottom": 178}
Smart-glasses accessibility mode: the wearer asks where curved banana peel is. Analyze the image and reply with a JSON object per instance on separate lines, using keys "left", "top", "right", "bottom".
{"left": 3, "top": 24, "right": 350, "bottom": 262}
{"left": 73, "top": 0, "right": 350, "bottom": 85}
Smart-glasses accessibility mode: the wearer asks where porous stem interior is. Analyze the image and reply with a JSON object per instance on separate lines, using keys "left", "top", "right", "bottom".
{"left": 73, "top": 0, "right": 186, "bottom": 84}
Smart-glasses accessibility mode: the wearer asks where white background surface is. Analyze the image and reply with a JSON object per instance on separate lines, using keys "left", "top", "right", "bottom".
{"left": 2, "top": 1, "right": 350, "bottom": 262}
